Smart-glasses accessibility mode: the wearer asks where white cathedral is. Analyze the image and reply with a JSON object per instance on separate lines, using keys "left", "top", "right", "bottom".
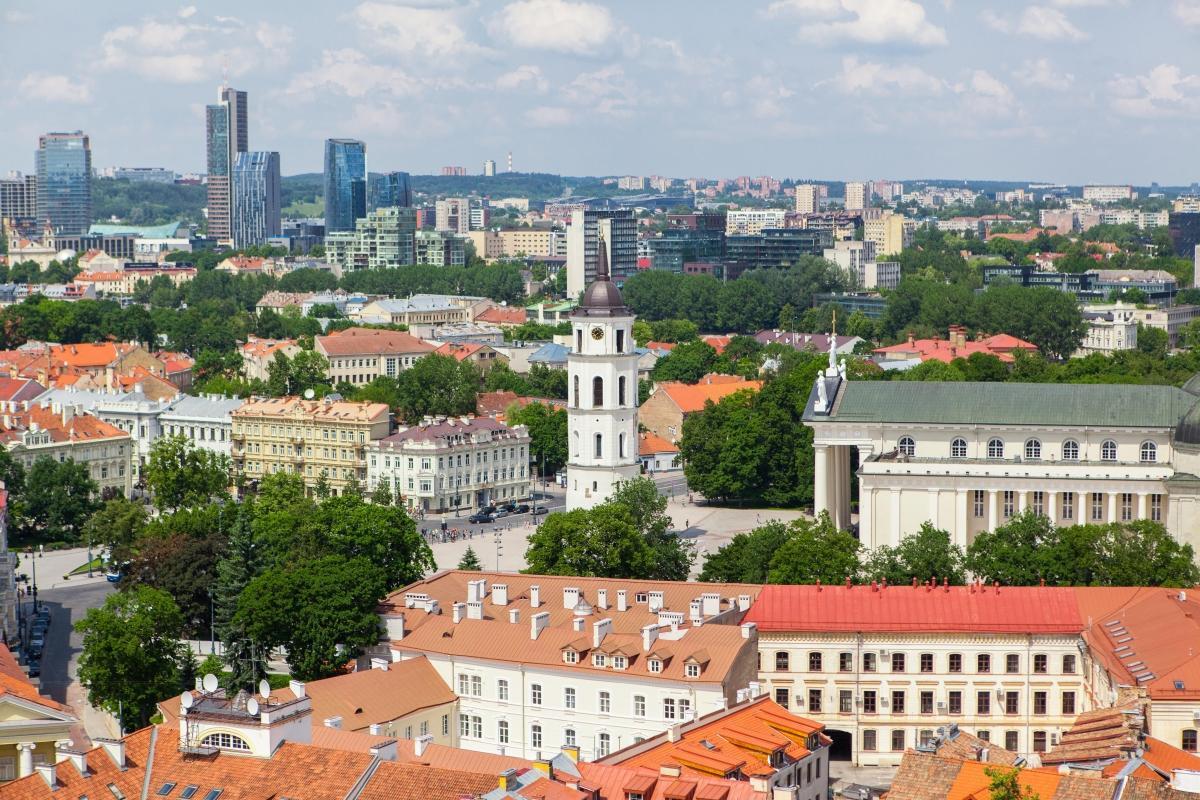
{"left": 566, "top": 236, "right": 641, "bottom": 510}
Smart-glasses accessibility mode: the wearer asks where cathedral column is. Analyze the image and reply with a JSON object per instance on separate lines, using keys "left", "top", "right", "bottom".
{"left": 1047, "top": 491, "right": 1058, "bottom": 525}
{"left": 890, "top": 489, "right": 902, "bottom": 546}
{"left": 1107, "top": 492, "right": 1118, "bottom": 523}
{"left": 1017, "top": 490, "right": 1028, "bottom": 514}
{"left": 838, "top": 447, "right": 853, "bottom": 530}
{"left": 859, "top": 485, "right": 873, "bottom": 545}
{"left": 955, "top": 489, "right": 968, "bottom": 548}
{"left": 17, "top": 742, "right": 34, "bottom": 778}
{"left": 927, "top": 488, "right": 939, "bottom": 528}
{"left": 988, "top": 491, "right": 998, "bottom": 531}
{"left": 814, "top": 445, "right": 830, "bottom": 518}
{"left": 1137, "top": 492, "right": 1149, "bottom": 520}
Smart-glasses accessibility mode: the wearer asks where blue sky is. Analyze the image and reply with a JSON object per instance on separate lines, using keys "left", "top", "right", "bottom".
{"left": 3, "top": 0, "right": 1200, "bottom": 184}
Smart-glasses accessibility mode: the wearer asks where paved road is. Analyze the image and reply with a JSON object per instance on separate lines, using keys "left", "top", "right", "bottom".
{"left": 36, "top": 581, "right": 114, "bottom": 704}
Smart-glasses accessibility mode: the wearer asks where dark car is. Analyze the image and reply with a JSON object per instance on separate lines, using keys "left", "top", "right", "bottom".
{"left": 493, "top": 508, "right": 510, "bottom": 519}
{"left": 479, "top": 504, "right": 497, "bottom": 514}
{"left": 516, "top": 504, "right": 530, "bottom": 513}
{"left": 468, "top": 511, "right": 495, "bottom": 524}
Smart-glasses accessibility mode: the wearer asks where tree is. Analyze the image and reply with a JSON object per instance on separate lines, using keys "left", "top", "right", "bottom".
{"left": 144, "top": 435, "right": 231, "bottom": 512}
{"left": 76, "top": 586, "right": 190, "bottom": 731}
{"left": 609, "top": 477, "right": 694, "bottom": 580}
{"left": 965, "top": 511, "right": 1052, "bottom": 585}
{"left": 458, "top": 546, "right": 483, "bottom": 571}
{"left": 234, "top": 556, "right": 388, "bottom": 681}
{"left": 1136, "top": 324, "right": 1169, "bottom": 358}
{"left": 524, "top": 505, "right": 657, "bottom": 578}
{"left": 82, "top": 497, "right": 147, "bottom": 565}
{"left": 699, "top": 522, "right": 790, "bottom": 583}
{"left": 680, "top": 391, "right": 769, "bottom": 503}
{"left": 984, "top": 766, "right": 1042, "bottom": 800}
{"left": 0, "top": 449, "right": 26, "bottom": 495}
{"left": 863, "top": 523, "right": 966, "bottom": 584}
{"left": 18, "top": 457, "right": 98, "bottom": 542}
{"left": 507, "top": 401, "right": 568, "bottom": 477}
{"left": 652, "top": 340, "right": 720, "bottom": 384}
{"left": 766, "top": 514, "right": 862, "bottom": 584}
{"left": 309, "top": 493, "right": 435, "bottom": 589}
{"left": 395, "top": 354, "right": 480, "bottom": 422}
{"left": 215, "top": 504, "right": 267, "bottom": 691}
{"left": 1098, "top": 520, "right": 1200, "bottom": 587}
{"left": 123, "top": 531, "right": 227, "bottom": 639}
{"left": 370, "top": 481, "right": 394, "bottom": 506}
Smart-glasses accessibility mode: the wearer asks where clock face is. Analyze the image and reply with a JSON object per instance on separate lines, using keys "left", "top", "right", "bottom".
{"left": 590, "top": 326, "right": 605, "bottom": 340}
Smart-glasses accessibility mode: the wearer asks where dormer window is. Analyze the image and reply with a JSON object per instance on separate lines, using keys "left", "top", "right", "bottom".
{"left": 593, "top": 653, "right": 606, "bottom": 667}
{"left": 564, "top": 650, "right": 578, "bottom": 664}
{"left": 635, "top": 592, "right": 648, "bottom": 604}
{"left": 200, "top": 732, "right": 250, "bottom": 752}
{"left": 613, "top": 656, "right": 627, "bottom": 670}
{"left": 648, "top": 658, "right": 662, "bottom": 673}
{"left": 686, "top": 663, "right": 701, "bottom": 678}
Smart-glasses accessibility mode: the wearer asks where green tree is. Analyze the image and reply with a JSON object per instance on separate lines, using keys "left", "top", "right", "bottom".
{"left": 679, "top": 390, "right": 768, "bottom": 503}
{"left": 1179, "top": 319, "right": 1200, "bottom": 349}
{"left": 965, "top": 511, "right": 1054, "bottom": 585}
{"left": 17, "top": 457, "right": 98, "bottom": 542}
{"left": 309, "top": 493, "right": 435, "bottom": 589}
{"left": 766, "top": 514, "right": 862, "bottom": 584}
{"left": 652, "top": 340, "right": 720, "bottom": 384}
{"left": 123, "top": 531, "right": 227, "bottom": 639}
{"left": 699, "top": 522, "right": 790, "bottom": 583}
{"left": 395, "top": 354, "right": 480, "bottom": 422}
{"left": 507, "top": 401, "right": 568, "bottom": 476}
{"left": 1099, "top": 520, "right": 1200, "bottom": 587}
{"left": 984, "top": 766, "right": 1042, "bottom": 800}
{"left": 215, "top": 504, "right": 267, "bottom": 691}
{"left": 609, "top": 477, "right": 694, "bottom": 580}
{"left": 458, "top": 546, "right": 483, "bottom": 571}
{"left": 144, "top": 435, "right": 231, "bottom": 512}
{"left": 82, "top": 497, "right": 147, "bottom": 565}
{"left": 1136, "top": 324, "right": 1169, "bottom": 358}
{"left": 524, "top": 505, "right": 657, "bottom": 578}
{"left": 863, "top": 523, "right": 966, "bottom": 584}
{"left": 76, "top": 586, "right": 190, "bottom": 731}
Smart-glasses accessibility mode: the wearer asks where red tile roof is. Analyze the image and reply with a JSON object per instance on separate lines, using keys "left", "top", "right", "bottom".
{"left": 639, "top": 432, "right": 679, "bottom": 456}
{"left": 577, "top": 764, "right": 762, "bottom": 800}
{"left": 476, "top": 306, "right": 528, "bottom": 325}
{"left": 317, "top": 327, "right": 434, "bottom": 357}
{"left": 744, "top": 584, "right": 1084, "bottom": 634}
{"left": 435, "top": 342, "right": 488, "bottom": 361}
{"left": 0, "top": 643, "right": 74, "bottom": 715}
{"left": 476, "top": 391, "right": 566, "bottom": 419}
{"left": 655, "top": 376, "right": 763, "bottom": 414}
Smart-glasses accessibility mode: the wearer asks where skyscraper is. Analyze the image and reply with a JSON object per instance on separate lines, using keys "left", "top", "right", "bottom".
{"left": 795, "top": 183, "right": 820, "bottom": 214}
{"left": 231, "top": 151, "right": 281, "bottom": 248}
{"left": 565, "top": 209, "right": 637, "bottom": 296}
{"left": 324, "top": 139, "right": 367, "bottom": 233}
{"left": 0, "top": 174, "right": 38, "bottom": 226}
{"left": 844, "top": 181, "right": 869, "bottom": 212}
{"left": 484, "top": 159, "right": 496, "bottom": 177}
{"left": 370, "top": 171, "right": 411, "bottom": 209}
{"left": 206, "top": 86, "right": 249, "bottom": 242}
{"left": 36, "top": 131, "right": 91, "bottom": 235}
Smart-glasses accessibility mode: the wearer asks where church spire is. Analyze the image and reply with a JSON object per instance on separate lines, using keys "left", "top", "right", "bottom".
{"left": 595, "top": 233, "right": 610, "bottom": 282}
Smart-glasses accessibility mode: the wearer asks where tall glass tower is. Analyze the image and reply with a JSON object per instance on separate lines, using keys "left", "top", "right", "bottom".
{"left": 205, "top": 86, "right": 248, "bottom": 242}
{"left": 324, "top": 139, "right": 367, "bottom": 233}
{"left": 232, "top": 151, "right": 281, "bottom": 248}
{"left": 370, "top": 171, "right": 411, "bottom": 209}
{"left": 36, "top": 131, "right": 91, "bottom": 235}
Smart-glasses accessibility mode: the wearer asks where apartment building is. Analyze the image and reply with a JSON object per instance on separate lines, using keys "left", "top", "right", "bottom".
{"left": 794, "top": 184, "right": 820, "bottom": 215}
{"left": 354, "top": 295, "right": 481, "bottom": 327}
{"left": 1082, "top": 185, "right": 1136, "bottom": 204}
{"left": 315, "top": 327, "right": 434, "bottom": 387}
{"left": 0, "top": 401, "right": 133, "bottom": 497}
{"left": 724, "top": 209, "right": 787, "bottom": 236}
{"left": 159, "top": 394, "right": 245, "bottom": 458}
{"left": 1077, "top": 307, "right": 1139, "bottom": 356}
{"left": 862, "top": 211, "right": 914, "bottom": 257}
{"left": 240, "top": 337, "right": 301, "bottom": 382}
{"left": 367, "top": 416, "right": 531, "bottom": 513}
{"left": 231, "top": 396, "right": 391, "bottom": 495}
{"left": 844, "top": 182, "right": 868, "bottom": 212}
{"left": 324, "top": 206, "right": 418, "bottom": 271}
{"left": 745, "top": 584, "right": 1089, "bottom": 766}
{"left": 382, "top": 572, "right": 764, "bottom": 762}
{"left": 1082, "top": 302, "right": 1200, "bottom": 347}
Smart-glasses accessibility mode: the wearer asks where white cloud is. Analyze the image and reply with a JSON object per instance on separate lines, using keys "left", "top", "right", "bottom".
{"left": 495, "top": 65, "right": 549, "bottom": 92}
{"left": 1050, "top": 0, "right": 1125, "bottom": 6}
{"left": 1014, "top": 57, "right": 1074, "bottom": 89}
{"left": 352, "top": 2, "right": 487, "bottom": 58}
{"left": 562, "top": 65, "right": 636, "bottom": 117}
{"left": 4, "top": 9, "right": 32, "bottom": 23}
{"left": 489, "top": 0, "right": 615, "bottom": 53}
{"left": 969, "top": 70, "right": 1014, "bottom": 104}
{"left": 829, "top": 55, "right": 946, "bottom": 95}
{"left": 178, "top": 5, "right": 196, "bottom": 17}
{"left": 983, "top": 6, "right": 1087, "bottom": 40}
{"left": 18, "top": 73, "right": 91, "bottom": 103}
{"left": 286, "top": 49, "right": 421, "bottom": 98}
{"left": 1109, "top": 63, "right": 1200, "bottom": 117}
{"left": 769, "top": 0, "right": 948, "bottom": 47}
{"left": 1175, "top": 0, "right": 1200, "bottom": 25}
{"left": 525, "top": 106, "right": 574, "bottom": 126}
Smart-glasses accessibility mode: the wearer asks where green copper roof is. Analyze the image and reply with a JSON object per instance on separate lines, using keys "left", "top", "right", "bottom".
{"left": 87, "top": 221, "right": 183, "bottom": 238}
{"left": 821, "top": 381, "right": 1199, "bottom": 429}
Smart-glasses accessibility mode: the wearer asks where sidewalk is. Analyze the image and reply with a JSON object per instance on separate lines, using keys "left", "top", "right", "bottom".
{"left": 15, "top": 546, "right": 109, "bottom": 592}
{"left": 66, "top": 679, "right": 120, "bottom": 747}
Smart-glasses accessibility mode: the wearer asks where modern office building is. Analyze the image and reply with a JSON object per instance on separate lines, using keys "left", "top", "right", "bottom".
{"left": 36, "top": 131, "right": 91, "bottom": 235}
{"left": 0, "top": 174, "right": 37, "bottom": 225}
{"left": 566, "top": 209, "right": 638, "bottom": 295}
{"left": 725, "top": 228, "right": 832, "bottom": 279}
{"left": 650, "top": 213, "right": 726, "bottom": 273}
{"left": 1169, "top": 212, "right": 1200, "bottom": 258}
{"left": 231, "top": 151, "right": 281, "bottom": 248}
{"left": 324, "top": 139, "right": 367, "bottom": 233}
{"left": 415, "top": 230, "right": 466, "bottom": 266}
{"left": 324, "top": 207, "right": 417, "bottom": 271}
{"left": 205, "top": 86, "right": 248, "bottom": 242}
{"left": 371, "top": 171, "right": 412, "bottom": 209}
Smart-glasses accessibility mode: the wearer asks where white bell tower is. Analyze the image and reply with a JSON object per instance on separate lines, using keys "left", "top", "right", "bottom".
{"left": 566, "top": 236, "right": 640, "bottom": 510}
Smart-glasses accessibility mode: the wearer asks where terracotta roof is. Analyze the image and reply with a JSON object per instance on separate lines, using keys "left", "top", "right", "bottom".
{"left": 700, "top": 336, "right": 732, "bottom": 354}
{"left": 378, "top": 416, "right": 518, "bottom": 447}
{"left": 303, "top": 656, "right": 456, "bottom": 732}
{"left": 645, "top": 342, "right": 677, "bottom": 352}
{"left": 317, "top": 328, "right": 434, "bottom": 357}
{"left": 0, "top": 377, "right": 45, "bottom": 402}
{"left": 435, "top": 342, "right": 488, "bottom": 361}
{"left": 639, "top": 432, "right": 679, "bottom": 456}
{"left": 655, "top": 376, "right": 762, "bottom": 414}
{"left": 575, "top": 764, "right": 761, "bottom": 800}
{"left": 873, "top": 333, "right": 1037, "bottom": 364}
{"left": 0, "top": 643, "right": 75, "bottom": 715}
{"left": 233, "top": 396, "right": 390, "bottom": 423}
{"left": 1042, "top": 704, "right": 1144, "bottom": 766}
{"left": 0, "top": 403, "right": 131, "bottom": 446}
{"left": 476, "top": 392, "right": 566, "bottom": 419}
{"left": 744, "top": 584, "right": 1084, "bottom": 634}
{"left": 476, "top": 306, "right": 528, "bottom": 325}
{"left": 929, "top": 726, "right": 1021, "bottom": 766}
{"left": 241, "top": 337, "right": 298, "bottom": 358}
{"left": 392, "top": 738, "right": 528, "bottom": 773}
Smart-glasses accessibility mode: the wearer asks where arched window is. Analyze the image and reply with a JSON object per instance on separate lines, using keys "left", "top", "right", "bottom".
{"left": 594, "top": 433, "right": 602, "bottom": 458}
{"left": 1140, "top": 441, "right": 1157, "bottom": 463}
{"left": 1024, "top": 439, "right": 1042, "bottom": 460}
{"left": 592, "top": 376, "right": 604, "bottom": 407}
{"left": 898, "top": 436, "right": 915, "bottom": 457}
{"left": 1101, "top": 440, "right": 1118, "bottom": 461}
{"left": 951, "top": 438, "right": 967, "bottom": 458}
{"left": 201, "top": 732, "right": 250, "bottom": 752}
{"left": 1062, "top": 440, "right": 1079, "bottom": 461}
{"left": 573, "top": 375, "right": 580, "bottom": 408}
{"left": 619, "top": 433, "right": 626, "bottom": 459}
{"left": 987, "top": 438, "right": 1005, "bottom": 459}
{"left": 618, "top": 376, "right": 627, "bottom": 406}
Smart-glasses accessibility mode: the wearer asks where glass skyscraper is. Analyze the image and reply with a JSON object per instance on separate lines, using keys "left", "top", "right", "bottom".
{"left": 324, "top": 139, "right": 367, "bottom": 233}
{"left": 205, "top": 86, "right": 248, "bottom": 242}
{"left": 370, "top": 171, "right": 412, "bottom": 209}
{"left": 231, "top": 151, "right": 281, "bottom": 248}
{"left": 36, "top": 131, "right": 91, "bottom": 235}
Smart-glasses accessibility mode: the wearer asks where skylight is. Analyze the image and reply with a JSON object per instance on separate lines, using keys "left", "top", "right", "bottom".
{"left": 180, "top": 787, "right": 199, "bottom": 799}
{"left": 203, "top": 790, "right": 223, "bottom": 800}
{"left": 157, "top": 784, "right": 177, "bottom": 796}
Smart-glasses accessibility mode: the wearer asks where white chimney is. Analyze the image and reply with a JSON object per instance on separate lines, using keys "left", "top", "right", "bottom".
{"left": 370, "top": 657, "right": 390, "bottom": 671}
{"left": 509, "top": 608, "right": 520, "bottom": 624}
{"left": 467, "top": 579, "right": 487, "bottom": 603}
{"left": 592, "top": 618, "right": 612, "bottom": 648}
{"left": 689, "top": 600, "right": 703, "bottom": 623}
{"left": 737, "top": 594, "right": 752, "bottom": 611}
{"left": 492, "top": 583, "right": 509, "bottom": 606}
{"left": 382, "top": 613, "right": 405, "bottom": 640}
{"left": 597, "top": 589, "right": 608, "bottom": 609}
{"left": 648, "top": 591, "right": 664, "bottom": 612}
{"left": 324, "top": 716, "right": 343, "bottom": 729}
{"left": 66, "top": 751, "right": 88, "bottom": 776}
{"left": 572, "top": 617, "right": 585, "bottom": 632}
{"left": 667, "top": 724, "right": 682, "bottom": 742}
{"left": 741, "top": 622, "right": 757, "bottom": 639}
{"left": 289, "top": 679, "right": 306, "bottom": 699}
{"left": 642, "top": 623, "right": 659, "bottom": 652}
{"left": 530, "top": 610, "right": 550, "bottom": 640}
{"left": 563, "top": 586, "right": 581, "bottom": 609}
{"left": 452, "top": 602, "right": 466, "bottom": 623}
{"left": 749, "top": 681, "right": 761, "bottom": 697}
{"left": 701, "top": 593, "right": 720, "bottom": 616}
{"left": 530, "top": 585, "right": 541, "bottom": 608}
{"left": 96, "top": 738, "right": 125, "bottom": 769}
{"left": 617, "top": 590, "right": 628, "bottom": 612}
{"left": 35, "top": 764, "right": 56, "bottom": 788}
{"left": 467, "top": 600, "right": 483, "bottom": 620}
{"left": 369, "top": 723, "right": 384, "bottom": 735}
{"left": 369, "top": 740, "right": 398, "bottom": 761}
{"left": 415, "top": 734, "right": 434, "bottom": 757}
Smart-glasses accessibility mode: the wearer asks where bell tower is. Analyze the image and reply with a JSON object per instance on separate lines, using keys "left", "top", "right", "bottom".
{"left": 566, "top": 236, "right": 640, "bottom": 510}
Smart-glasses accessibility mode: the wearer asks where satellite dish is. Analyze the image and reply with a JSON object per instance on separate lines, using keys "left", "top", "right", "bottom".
{"left": 247, "top": 698, "right": 259, "bottom": 716}
{"left": 259, "top": 679, "right": 272, "bottom": 699}
{"left": 180, "top": 692, "right": 194, "bottom": 709}
{"left": 202, "top": 673, "right": 219, "bottom": 693}
{"left": 304, "top": 388, "right": 316, "bottom": 400}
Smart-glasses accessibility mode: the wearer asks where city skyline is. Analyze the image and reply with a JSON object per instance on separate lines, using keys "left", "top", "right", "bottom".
{"left": 3, "top": 1, "right": 1200, "bottom": 184}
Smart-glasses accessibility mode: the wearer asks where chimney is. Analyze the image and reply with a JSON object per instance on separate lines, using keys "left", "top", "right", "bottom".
{"left": 369, "top": 723, "right": 384, "bottom": 735}
{"left": 452, "top": 602, "right": 466, "bottom": 623}
{"left": 467, "top": 579, "right": 487, "bottom": 603}
{"left": 701, "top": 593, "right": 720, "bottom": 617}
{"left": 642, "top": 623, "right": 659, "bottom": 652}
{"left": 689, "top": 600, "right": 703, "bottom": 624}
{"left": 660, "top": 764, "right": 682, "bottom": 778}
{"left": 96, "top": 739, "right": 125, "bottom": 769}
{"left": 741, "top": 622, "right": 757, "bottom": 639}
{"left": 499, "top": 769, "right": 521, "bottom": 791}
{"left": 509, "top": 608, "right": 520, "bottom": 624}
{"left": 382, "top": 613, "right": 405, "bottom": 641}
{"left": 64, "top": 749, "right": 88, "bottom": 776}
{"left": 35, "top": 763, "right": 56, "bottom": 788}
{"left": 530, "top": 585, "right": 541, "bottom": 608}
{"left": 467, "top": 600, "right": 484, "bottom": 620}
{"left": 563, "top": 586, "right": 581, "bottom": 609}
{"left": 530, "top": 611, "right": 550, "bottom": 640}
{"left": 737, "top": 594, "right": 751, "bottom": 611}
{"left": 289, "top": 679, "right": 306, "bottom": 699}
{"left": 369, "top": 740, "right": 398, "bottom": 761}
{"left": 617, "top": 589, "right": 628, "bottom": 612}
{"left": 667, "top": 724, "right": 683, "bottom": 742}
{"left": 597, "top": 588, "right": 608, "bottom": 609}
{"left": 572, "top": 617, "right": 585, "bottom": 632}
{"left": 772, "top": 788, "right": 799, "bottom": 800}
{"left": 532, "top": 758, "right": 554, "bottom": 778}
{"left": 749, "top": 680, "right": 761, "bottom": 697}
{"left": 325, "top": 716, "right": 343, "bottom": 729}
{"left": 562, "top": 744, "right": 580, "bottom": 762}
{"left": 491, "top": 583, "right": 509, "bottom": 606}
{"left": 370, "top": 657, "right": 390, "bottom": 671}
{"left": 592, "top": 618, "right": 613, "bottom": 648}
{"left": 414, "top": 734, "right": 433, "bottom": 757}
{"left": 648, "top": 591, "right": 664, "bottom": 612}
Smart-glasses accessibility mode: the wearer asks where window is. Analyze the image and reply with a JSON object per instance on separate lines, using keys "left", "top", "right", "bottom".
{"left": 634, "top": 695, "right": 646, "bottom": 717}
{"left": 920, "top": 691, "right": 934, "bottom": 715}
{"left": 863, "top": 652, "right": 877, "bottom": 672}
{"left": 531, "top": 724, "right": 542, "bottom": 749}
{"left": 1063, "top": 654, "right": 1077, "bottom": 674}
{"left": 809, "top": 652, "right": 823, "bottom": 671}
{"left": 974, "top": 490, "right": 985, "bottom": 518}
{"left": 498, "top": 679, "right": 509, "bottom": 701}
{"left": 592, "top": 653, "right": 605, "bottom": 667}
{"left": 1062, "top": 491, "right": 1074, "bottom": 521}
{"left": 1032, "top": 491, "right": 1044, "bottom": 517}
{"left": 181, "top": 788, "right": 198, "bottom": 800}
{"left": 863, "top": 730, "right": 877, "bottom": 751}
{"left": 1141, "top": 441, "right": 1157, "bottom": 463}
{"left": 1092, "top": 492, "right": 1104, "bottom": 521}
{"left": 619, "top": 433, "right": 626, "bottom": 459}
{"left": 498, "top": 720, "right": 509, "bottom": 743}
{"left": 664, "top": 698, "right": 677, "bottom": 719}
{"left": 420, "top": 720, "right": 428, "bottom": 736}
{"left": 618, "top": 376, "right": 627, "bottom": 405}
{"left": 891, "top": 653, "right": 905, "bottom": 672}
{"left": 460, "top": 715, "right": 470, "bottom": 738}
{"left": 592, "top": 376, "right": 604, "bottom": 407}
{"left": 201, "top": 732, "right": 250, "bottom": 751}
{"left": 685, "top": 663, "right": 700, "bottom": 678}
{"left": 1024, "top": 439, "right": 1041, "bottom": 460}
{"left": 599, "top": 691, "right": 611, "bottom": 713}
{"left": 977, "top": 654, "right": 991, "bottom": 673}
{"left": 1121, "top": 492, "right": 1133, "bottom": 522}
{"left": 1183, "top": 730, "right": 1197, "bottom": 753}
{"left": 598, "top": 733, "right": 611, "bottom": 757}
{"left": 531, "top": 684, "right": 542, "bottom": 705}
{"left": 863, "top": 691, "right": 877, "bottom": 714}
{"left": 774, "top": 688, "right": 789, "bottom": 709}
{"left": 809, "top": 689, "right": 822, "bottom": 713}
{"left": 977, "top": 692, "right": 991, "bottom": 714}
{"left": 458, "top": 673, "right": 469, "bottom": 694}
{"left": 839, "top": 690, "right": 853, "bottom": 713}
{"left": 1062, "top": 439, "right": 1079, "bottom": 460}
{"left": 898, "top": 436, "right": 915, "bottom": 457}
{"left": 978, "top": 730, "right": 991, "bottom": 743}
{"left": 1002, "top": 490, "right": 1015, "bottom": 518}
{"left": 891, "top": 730, "right": 905, "bottom": 751}
{"left": 949, "top": 691, "right": 962, "bottom": 714}
{"left": 1151, "top": 493, "right": 1163, "bottom": 522}
{"left": 1062, "top": 692, "right": 1076, "bottom": 715}
{"left": 471, "top": 675, "right": 482, "bottom": 696}
{"left": 472, "top": 716, "right": 482, "bottom": 738}
{"left": 1033, "top": 654, "right": 1048, "bottom": 674}
{"left": 949, "top": 653, "right": 963, "bottom": 673}
{"left": 891, "top": 690, "right": 905, "bottom": 714}
{"left": 1005, "top": 692, "right": 1020, "bottom": 715}
{"left": 987, "top": 438, "right": 1004, "bottom": 459}
{"left": 776, "top": 651, "right": 789, "bottom": 671}
{"left": 576, "top": 329, "right": 582, "bottom": 352}
{"left": 1033, "top": 731, "right": 1048, "bottom": 753}
{"left": 839, "top": 652, "right": 853, "bottom": 672}
{"left": 1101, "top": 440, "right": 1117, "bottom": 461}
{"left": 1005, "top": 731, "right": 1019, "bottom": 752}
{"left": 202, "top": 791, "right": 222, "bottom": 800}
{"left": 613, "top": 655, "right": 627, "bottom": 670}
{"left": 920, "top": 653, "right": 934, "bottom": 673}
{"left": 616, "top": 329, "right": 625, "bottom": 353}
{"left": 442, "top": 715, "right": 449, "bottom": 735}
{"left": 594, "top": 433, "right": 602, "bottom": 458}
{"left": 573, "top": 375, "right": 580, "bottom": 407}
{"left": 1034, "top": 692, "right": 1047, "bottom": 715}
{"left": 565, "top": 687, "right": 576, "bottom": 709}
{"left": 951, "top": 438, "right": 967, "bottom": 458}
{"left": 157, "top": 784, "right": 177, "bottom": 796}
{"left": 564, "top": 650, "right": 578, "bottom": 664}
{"left": 1006, "top": 654, "right": 1020, "bottom": 674}
{"left": 648, "top": 658, "right": 662, "bottom": 673}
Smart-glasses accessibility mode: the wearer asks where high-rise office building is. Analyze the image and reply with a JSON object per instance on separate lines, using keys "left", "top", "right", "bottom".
{"left": 36, "top": 131, "right": 92, "bottom": 235}
{"left": 371, "top": 171, "right": 412, "bottom": 209}
{"left": 324, "top": 207, "right": 417, "bottom": 271}
{"left": 844, "top": 181, "right": 869, "bottom": 212}
{"left": 483, "top": 159, "right": 496, "bottom": 177}
{"left": 231, "top": 151, "right": 281, "bottom": 248}
{"left": 0, "top": 173, "right": 38, "bottom": 225}
{"left": 205, "top": 86, "right": 249, "bottom": 242}
{"left": 324, "top": 139, "right": 367, "bottom": 233}
{"left": 566, "top": 209, "right": 638, "bottom": 296}
{"left": 795, "top": 183, "right": 820, "bottom": 214}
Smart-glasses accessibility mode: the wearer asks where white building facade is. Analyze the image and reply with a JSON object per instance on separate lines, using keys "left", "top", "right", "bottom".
{"left": 159, "top": 394, "right": 245, "bottom": 458}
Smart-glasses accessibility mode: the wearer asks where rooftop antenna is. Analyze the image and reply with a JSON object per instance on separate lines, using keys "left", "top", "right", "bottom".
{"left": 180, "top": 691, "right": 194, "bottom": 710}
{"left": 202, "top": 673, "right": 219, "bottom": 693}
{"left": 246, "top": 697, "right": 259, "bottom": 716}
{"left": 258, "top": 679, "right": 272, "bottom": 699}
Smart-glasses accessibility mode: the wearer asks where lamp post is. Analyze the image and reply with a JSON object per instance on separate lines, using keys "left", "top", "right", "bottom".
{"left": 494, "top": 530, "right": 502, "bottom": 571}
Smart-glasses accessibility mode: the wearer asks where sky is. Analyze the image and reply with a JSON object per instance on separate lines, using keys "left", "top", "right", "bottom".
{"left": 3, "top": 0, "right": 1200, "bottom": 184}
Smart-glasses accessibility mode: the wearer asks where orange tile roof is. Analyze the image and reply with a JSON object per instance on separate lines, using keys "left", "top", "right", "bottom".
{"left": 392, "top": 738, "right": 528, "bottom": 773}
{"left": 302, "top": 656, "right": 456, "bottom": 732}
{"left": 0, "top": 403, "right": 131, "bottom": 446}
{"left": 0, "top": 643, "right": 75, "bottom": 715}
{"left": 476, "top": 391, "right": 566, "bottom": 419}
{"left": 233, "top": 396, "right": 390, "bottom": 423}
{"left": 476, "top": 306, "right": 528, "bottom": 325}
{"left": 575, "top": 764, "right": 761, "bottom": 800}
{"left": 435, "top": 342, "right": 487, "bottom": 361}
{"left": 241, "top": 337, "right": 298, "bottom": 358}
{"left": 317, "top": 328, "right": 434, "bottom": 357}
{"left": 655, "top": 375, "right": 762, "bottom": 414}
{"left": 873, "top": 333, "right": 1037, "bottom": 364}
{"left": 639, "top": 432, "right": 679, "bottom": 456}
{"left": 700, "top": 336, "right": 732, "bottom": 354}
{"left": 1043, "top": 704, "right": 1144, "bottom": 766}
{"left": 645, "top": 341, "right": 677, "bottom": 352}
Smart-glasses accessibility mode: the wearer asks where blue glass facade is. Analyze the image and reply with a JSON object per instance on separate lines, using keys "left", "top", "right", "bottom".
{"left": 36, "top": 131, "right": 91, "bottom": 235}
{"left": 232, "top": 151, "right": 281, "bottom": 248}
{"left": 371, "top": 171, "right": 412, "bottom": 209}
{"left": 324, "top": 139, "right": 367, "bottom": 233}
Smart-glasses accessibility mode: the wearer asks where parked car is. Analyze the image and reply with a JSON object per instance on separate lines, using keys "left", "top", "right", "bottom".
{"left": 479, "top": 504, "right": 497, "bottom": 515}
{"left": 531, "top": 506, "right": 548, "bottom": 516}
{"left": 516, "top": 504, "right": 530, "bottom": 513}
{"left": 105, "top": 570, "right": 122, "bottom": 583}
{"left": 468, "top": 511, "right": 495, "bottom": 524}
{"left": 493, "top": 508, "right": 510, "bottom": 519}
